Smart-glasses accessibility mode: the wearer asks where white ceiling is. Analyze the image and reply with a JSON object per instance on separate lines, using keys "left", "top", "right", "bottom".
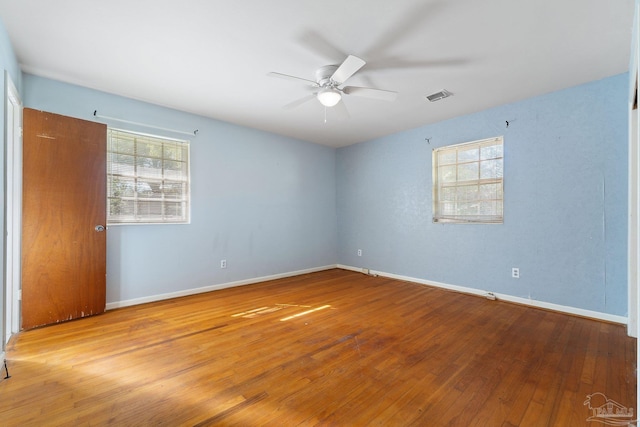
{"left": 0, "top": 0, "right": 634, "bottom": 147}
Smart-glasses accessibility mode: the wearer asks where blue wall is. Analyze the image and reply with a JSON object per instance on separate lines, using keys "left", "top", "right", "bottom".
{"left": 19, "top": 69, "right": 630, "bottom": 316}
{"left": 24, "top": 74, "right": 338, "bottom": 304}
{"left": 337, "top": 74, "right": 628, "bottom": 316}
{"left": 0, "top": 19, "right": 20, "bottom": 89}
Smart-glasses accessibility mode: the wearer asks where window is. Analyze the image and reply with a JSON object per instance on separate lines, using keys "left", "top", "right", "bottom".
{"left": 432, "top": 136, "right": 503, "bottom": 224}
{"left": 107, "top": 129, "right": 190, "bottom": 224}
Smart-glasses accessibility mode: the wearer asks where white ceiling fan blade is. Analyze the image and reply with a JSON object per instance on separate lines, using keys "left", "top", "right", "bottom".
{"left": 332, "top": 99, "right": 350, "bottom": 120}
{"left": 331, "top": 55, "right": 366, "bottom": 84}
{"left": 298, "top": 30, "right": 347, "bottom": 63}
{"left": 268, "top": 72, "right": 318, "bottom": 87}
{"left": 342, "top": 86, "right": 398, "bottom": 102}
{"left": 283, "top": 93, "right": 316, "bottom": 110}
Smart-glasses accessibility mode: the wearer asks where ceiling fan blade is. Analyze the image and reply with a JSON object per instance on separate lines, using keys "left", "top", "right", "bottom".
{"left": 332, "top": 99, "right": 350, "bottom": 121}
{"left": 342, "top": 86, "right": 398, "bottom": 102}
{"left": 365, "top": 57, "right": 470, "bottom": 72}
{"left": 363, "top": 2, "right": 444, "bottom": 59}
{"left": 283, "top": 93, "right": 316, "bottom": 110}
{"left": 268, "top": 72, "right": 318, "bottom": 87}
{"left": 298, "top": 30, "right": 347, "bottom": 62}
{"left": 331, "top": 55, "right": 366, "bottom": 84}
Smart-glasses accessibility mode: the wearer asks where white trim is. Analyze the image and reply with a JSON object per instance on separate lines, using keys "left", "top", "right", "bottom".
{"left": 630, "top": 0, "right": 640, "bottom": 419}
{"left": 105, "top": 262, "right": 627, "bottom": 324}
{"left": 629, "top": 98, "right": 638, "bottom": 337}
{"left": 4, "top": 73, "right": 21, "bottom": 345}
{"left": 337, "top": 264, "right": 627, "bottom": 325}
{"left": 105, "top": 264, "right": 338, "bottom": 310}
{"left": 628, "top": 0, "right": 640, "bottom": 337}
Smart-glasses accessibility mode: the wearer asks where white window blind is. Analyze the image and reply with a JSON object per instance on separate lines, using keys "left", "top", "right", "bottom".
{"left": 107, "top": 129, "right": 190, "bottom": 224}
{"left": 432, "top": 136, "right": 503, "bottom": 224}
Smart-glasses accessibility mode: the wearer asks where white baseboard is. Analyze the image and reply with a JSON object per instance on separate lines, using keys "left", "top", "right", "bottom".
{"left": 106, "top": 263, "right": 627, "bottom": 325}
{"left": 337, "top": 264, "right": 628, "bottom": 325}
{"left": 106, "top": 264, "right": 338, "bottom": 310}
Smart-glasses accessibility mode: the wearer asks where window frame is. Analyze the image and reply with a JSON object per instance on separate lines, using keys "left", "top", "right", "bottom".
{"left": 432, "top": 136, "right": 504, "bottom": 224}
{"left": 106, "top": 128, "right": 191, "bottom": 225}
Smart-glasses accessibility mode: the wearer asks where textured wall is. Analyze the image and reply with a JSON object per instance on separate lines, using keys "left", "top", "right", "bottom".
{"left": 337, "top": 74, "right": 628, "bottom": 316}
{"left": 24, "top": 74, "right": 338, "bottom": 304}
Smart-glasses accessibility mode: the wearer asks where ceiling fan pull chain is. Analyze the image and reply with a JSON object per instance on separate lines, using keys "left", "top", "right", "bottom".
{"left": 324, "top": 106, "right": 327, "bottom": 124}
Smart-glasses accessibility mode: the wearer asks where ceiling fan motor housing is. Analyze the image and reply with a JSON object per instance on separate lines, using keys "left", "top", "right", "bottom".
{"left": 316, "top": 65, "right": 339, "bottom": 87}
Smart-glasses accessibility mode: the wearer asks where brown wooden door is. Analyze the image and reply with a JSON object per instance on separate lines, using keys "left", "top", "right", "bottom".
{"left": 22, "top": 108, "right": 107, "bottom": 330}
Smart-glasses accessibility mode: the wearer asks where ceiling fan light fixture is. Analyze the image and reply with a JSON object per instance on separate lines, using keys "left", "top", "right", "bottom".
{"left": 317, "top": 87, "right": 342, "bottom": 107}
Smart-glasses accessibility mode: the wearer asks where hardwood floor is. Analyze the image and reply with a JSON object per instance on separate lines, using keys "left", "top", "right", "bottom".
{"left": 1, "top": 269, "right": 636, "bottom": 426}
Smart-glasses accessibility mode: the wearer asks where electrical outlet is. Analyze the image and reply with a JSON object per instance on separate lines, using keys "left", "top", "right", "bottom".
{"left": 357, "top": 249, "right": 362, "bottom": 257}
{"left": 220, "top": 259, "right": 227, "bottom": 269}
{"left": 512, "top": 267, "right": 520, "bottom": 278}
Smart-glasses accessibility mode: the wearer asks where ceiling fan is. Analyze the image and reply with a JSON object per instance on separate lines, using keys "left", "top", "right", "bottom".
{"left": 268, "top": 55, "right": 398, "bottom": 114}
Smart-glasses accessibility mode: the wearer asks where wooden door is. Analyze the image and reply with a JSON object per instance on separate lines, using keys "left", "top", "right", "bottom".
{"left": 22, "top": 108, "right": 107, "bottom": 330}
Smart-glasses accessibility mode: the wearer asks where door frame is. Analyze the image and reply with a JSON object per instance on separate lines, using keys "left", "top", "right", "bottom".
{"left": 628, "top": 0, "right": 640, "bottom": 418}
{"left": 629, "top": 69, "right": 638, "bottom": 340}
{"left": 4, "top": 72, "right": 22, "bottom": 345}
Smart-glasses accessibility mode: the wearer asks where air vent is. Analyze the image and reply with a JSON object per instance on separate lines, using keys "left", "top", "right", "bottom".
{"left": 426, "top": 90, "right": 452, "bottom": 102}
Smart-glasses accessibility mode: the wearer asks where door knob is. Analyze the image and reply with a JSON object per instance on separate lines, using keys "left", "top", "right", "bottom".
{"left": 95, "top": 225, "right": 105, "bottom": 232}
